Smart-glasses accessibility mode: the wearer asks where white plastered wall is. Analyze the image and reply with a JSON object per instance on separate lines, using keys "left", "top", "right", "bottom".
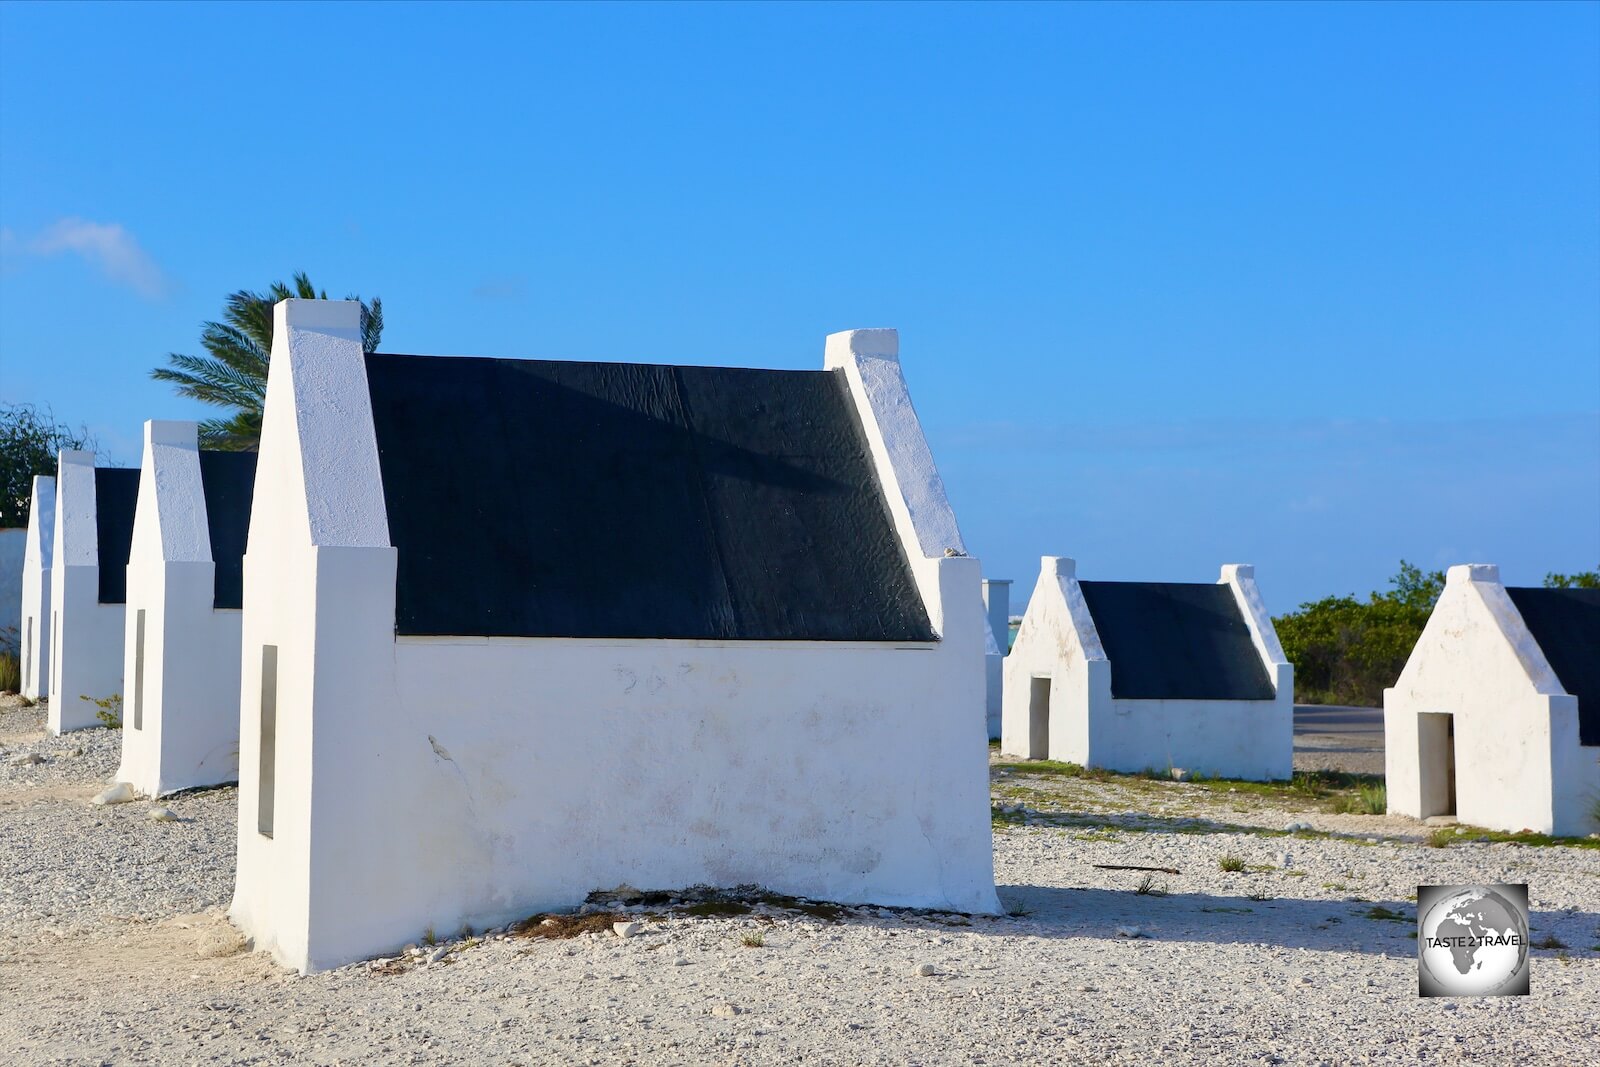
{"left": 1002, "top": 558, "right": 1292, "bottom": 781}
{"left": 20, "top": 476, "right": 54, "bottom": 699}
{"left": 114, "top": 421, "right": 242, "bottom": 796}
{"left": 230, "top": 308, "right": 998, "bottom": 973}
{"left": 1384, "top": 564, "right": 1599, "bottom": 836}
{"left": 982, "top": 578, "right": 1010, "bottom": 741}
{"left": 1002, "top": 557, "right": 1100, "bottom": 762}
{"left": 49, "top": 451, "right": 125, "bottom": 733}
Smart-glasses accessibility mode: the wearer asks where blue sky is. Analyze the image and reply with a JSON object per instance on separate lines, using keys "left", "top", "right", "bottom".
{"left": 1, "top": 1, "right": 1595, "bottom": 609}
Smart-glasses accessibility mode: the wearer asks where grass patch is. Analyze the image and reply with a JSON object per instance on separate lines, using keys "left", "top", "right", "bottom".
{"left": 740, "top": 931, "right": 765, "bottom": 948}
{"left": 1465, "top": 827, "right": 1600, "bottom": 850}
{"left": 1533, "top": 933, "right": 1566, "bottom": 950}
{"left": 1424, "top": 825, "right": 1600, "bottom": 851}
{"left": 755, "top": 892, "right": 845, "bottom": 922}
{"left": 681, "top": 900, "right": 753, "bottom": 918}
{"left": 993, "top": 760, "right": 1112, "bottom": 781}
{"left": 1330, "top": 782, "right": 1387, "bottom": 815}
{"left": 514, "top": 912, "right": 626, "bottom": 940}
{"left": 993, "top": 761, "right": 1387, "bottom": 814}
{"left": 991, "top": 804, "right": 1026, "bottom": 828}
{"left": 1200, "top": 906, "right": 1253, "bottom": 914}
{"left": 1133, "top": 874, "right": 1166, "bottom": 896}
{"left": 1363, "top": 905, "right": 1408, "bottom": 923}
{"left": 1218, "top": 855, "right": 1246, "bottom": 873}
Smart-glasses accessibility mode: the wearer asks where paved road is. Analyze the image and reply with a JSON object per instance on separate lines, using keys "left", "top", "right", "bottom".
{"left": 1293, "top": 704, "right": 1384, "bottom": 775}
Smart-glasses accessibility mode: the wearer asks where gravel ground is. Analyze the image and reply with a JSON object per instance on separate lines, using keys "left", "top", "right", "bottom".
{"left": 1, "top": 694, "right": 1597, "bottom": 1065}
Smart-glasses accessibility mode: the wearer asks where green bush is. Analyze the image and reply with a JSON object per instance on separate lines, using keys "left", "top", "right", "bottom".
{"left": 1277, "top": 563, "right": 1598, "bottom": 707}
{"left": 0, "top": 652, "right": 18, "bottom": 694}
{"left": 81, "top": 692, "right": 123, "bottom": 729}
{"left": 1273, "top": 562, "right": 1441, "bottom": 707}
{"left": 1, "top": 403, "right": 96, "bottom": 527}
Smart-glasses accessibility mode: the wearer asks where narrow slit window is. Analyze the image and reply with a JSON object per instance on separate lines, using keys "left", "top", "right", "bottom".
{"left": 132, "top": 609, "right": 146, "bottom": 730}
{"left": 258, "top": 645, "right": 278, "bottom": 838}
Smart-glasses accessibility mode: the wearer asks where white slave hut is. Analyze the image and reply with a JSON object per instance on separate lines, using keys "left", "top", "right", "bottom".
{"left": 1002, "top": 557, "right": 1293, "bottom": 781}
{"left": 1385, "top": 564, "right": 1600, "bottom": 837}
{"left": 49, "top": 450, "right": 138, "bottom": 734}
{"left": 230, "top": 300, "right": 999, "bottom": 972}
{"left": 114, "top": 421, "right": 257, "bottom": 796}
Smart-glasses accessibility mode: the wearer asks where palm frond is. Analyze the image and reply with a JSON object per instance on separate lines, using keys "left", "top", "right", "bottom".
{"left": 197, "top": 412, "right": 263, "bottom": 452}
{"left": 152, "top": 271, "right": 381, "bottom": 450}
{"left": 223, "top": 290, "right": 276, "bottom": 352}
{"left": 361, "top": 295, "right": 383, "bottom": 352}
{"left": 170, "top": 346, "right": 265, "bottom": 404}
{"left": 291, "top": 272, "right": 327, "bottom": 300}
{"left": 198, "top": 321, "right": 270, "bottom": 373}
{"left": 151, "top": 353, "right": 264, "bottom": 409}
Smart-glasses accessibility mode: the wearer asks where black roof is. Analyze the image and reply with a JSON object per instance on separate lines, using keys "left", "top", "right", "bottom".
{"left": 93, "top": 467, "right": 140, "bottom": 605}
{"left": 1506, "top": 587, "right": 1600, "bottom": 747}
{"left": 1077, "top": 581, "right": 1276, "bottom": 701}
{"left": 198, "top": 451, "right": 257, "bottom": 610}
{"left": 363, "top": 353, "right": 935, "bottom": 642}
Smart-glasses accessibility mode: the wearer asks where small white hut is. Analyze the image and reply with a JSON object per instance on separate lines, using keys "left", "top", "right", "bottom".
{"left": 230, "top": 300, "right": 999, "bottom": 973}
{"left": 1385, "top": 564, "right": 1600, "bottom": 837}
{"left": 1002, "top": 556, "right": 1293, "bottom": 781}
{"left": 19, "top": 475, "right": 55, "bottom": 700}
{"left": 114, "top": 421, "right": 256, "bottom": 796}
{"left": 49, "top": 450, "right": 139, "bottom": 734}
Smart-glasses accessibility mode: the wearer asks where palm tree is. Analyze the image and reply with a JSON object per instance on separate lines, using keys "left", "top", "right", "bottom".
{"left": 151, "top": 272, "right": 383, "bottom": 450}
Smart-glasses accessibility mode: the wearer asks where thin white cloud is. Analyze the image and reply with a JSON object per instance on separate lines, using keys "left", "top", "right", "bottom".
{"left": 28, "top": 217, "right": 169, "bottom": 299}
{"left": 472, "top": 275, "right": 526, "bottom": 301}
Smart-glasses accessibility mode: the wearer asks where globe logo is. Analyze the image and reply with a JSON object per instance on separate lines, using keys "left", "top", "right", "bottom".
{"left": 1418, "top": 884, "right": 1530, "bottom": 997}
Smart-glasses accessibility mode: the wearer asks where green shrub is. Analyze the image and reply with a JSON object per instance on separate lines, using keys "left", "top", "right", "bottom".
{"left": 1273, "top": 562, "right": 1441, "bottom": 706}
{"left": 81, "top": 692, "right": 123, "bottom": 729}
{"left": 1279, "top": 563, "right": 1598, "bottom": 706}
{"left": 0, "top": 652, "right": 19, "bottom": 694}
{"left": 1357, "top": 782, "right": 1387, "bottom": 815}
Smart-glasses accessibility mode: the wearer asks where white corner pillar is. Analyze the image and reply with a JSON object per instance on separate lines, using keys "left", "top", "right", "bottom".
{"left": 232, "top": 299, "right": 399, "bottom": 974}
{"left": 50, "top": 450, "right": 124, "bottom": 733}
{"left": 21, "top": 475, "right": 56, "bottom": 700}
